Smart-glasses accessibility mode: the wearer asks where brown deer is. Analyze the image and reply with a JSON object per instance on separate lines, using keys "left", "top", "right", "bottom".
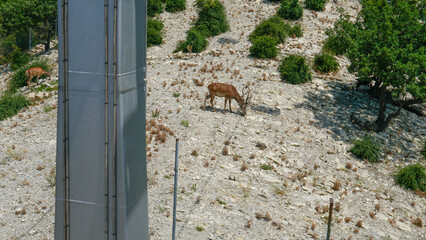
{"left": 204, "top": 83, "right": 251, "bottom": 115}
{"left": 25, "top": 67, "right": 50, "bottom": 89}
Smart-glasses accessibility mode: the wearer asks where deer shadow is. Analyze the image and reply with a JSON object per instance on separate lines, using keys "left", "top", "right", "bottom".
{"left": 201, "top": 105, "right": 245, "bottom": 116}
{"left": 250, "top": 104, "right": 281, "bottom": 116}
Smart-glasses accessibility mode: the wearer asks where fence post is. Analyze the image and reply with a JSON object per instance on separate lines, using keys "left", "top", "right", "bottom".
{"left": 172, "top": 139, "right": 179, "bottom": 240}
{"left": 326, "top": 198, "right": 334, "bottom": 240}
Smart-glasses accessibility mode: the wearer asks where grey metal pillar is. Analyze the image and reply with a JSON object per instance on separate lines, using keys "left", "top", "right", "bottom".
{"left": 55, "top": 0, "right": 148, "bottom": 239}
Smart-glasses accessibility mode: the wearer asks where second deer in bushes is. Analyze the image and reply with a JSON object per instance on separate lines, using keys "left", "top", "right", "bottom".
{"left": 204, "top": 83, "right": 251, "bottom": 115}
{"left": 25, "top": 67, "right": 51, "bottom": 90}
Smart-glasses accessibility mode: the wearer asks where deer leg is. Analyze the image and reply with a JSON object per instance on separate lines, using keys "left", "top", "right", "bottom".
{"left": 224, "top": 98, "right": 228, "bottom": 114}
{"left": 229, "top": 99, "right": 232, "bottom": 113}
{"left": 210, "top": 94, "right": 216, "bottom": 112}
{"left": 27, "top": 76, "right": 34, "bottom": 89}
{"left": 36, "top": 76, "right": 40, "bottom": 86}
{"left": 204, "top": 94, "right": 210, "bottom": 111}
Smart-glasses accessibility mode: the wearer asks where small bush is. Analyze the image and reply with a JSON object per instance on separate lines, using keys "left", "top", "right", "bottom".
{"left": 148, "top": 0, "right": 164, "bottom": 17}
{"left": 249, "top": 16, "right": 290, "bottom": 43}
{"left": 9, "top": 50, "right": 31, "bottom": 71}
{"left": 304, "top": 0, "right": 327, "bottom": 11}
{"left": 181, "top": 120, "right": 189, "bottom": 127}
{"left": 175, "top": 29, "right": 208, "bottom": 53}
{"left": 194, "top": 0, "right": 229, "bottom": 37}
{"left": 314, "top": 53, "right": 339, "bottom": 73}
{"left": 277, "top": 0, "right": 303, "bottom": 20}
{"left": 395, "top": 164, "right": 426, "bottom": 192}
{"left": 323, "top": 13, "right": 354, "bottom": 55}
{"left": 148, "top": 19, "right": 164, "bottom": 47}
{"left": 165, "top": 0, "right": 186, "bottom": 12}
{"left": 0, "top": 93, "right": 29, "bottom": 121}
{"left": 250, "top": 36, "right": 278, "bottom": 59}
{"left": 8, "top": 58, "right": 50, "bottom": 93}
{"left": 289, "top": 25, "right": 303, "bottom": 37}
{"left": 278, "top": 55, "right": 312, "bottom": 84}
{"left": 349, "top": 136, "right": 380, "bottom": 163}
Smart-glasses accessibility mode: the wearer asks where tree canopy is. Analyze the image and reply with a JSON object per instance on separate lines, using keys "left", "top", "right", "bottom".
{"left": 326, "top": 0, "right": 425, "bottom": 131}
{"left": 0, "top": 0, "right": 57, "bottom": 51}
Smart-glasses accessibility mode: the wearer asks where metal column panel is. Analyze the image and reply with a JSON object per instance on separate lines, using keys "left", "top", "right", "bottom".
{"left": 55, "top": 0, "right": 148, "bottom": 239}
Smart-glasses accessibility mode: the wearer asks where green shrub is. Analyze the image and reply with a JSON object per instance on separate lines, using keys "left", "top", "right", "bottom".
{"left": 349, "top": 136, "right": 381, "bottom": 163}
{"left": 0, "top": 93, "right": 29, "bottom": 121}
{"left": 194, "top": 0, "right": 229, "bottom": 37}
{"left": 9, "top": 49, "right": 31, "bottom": 71}
{"left": 165, "top": 0, "right": 186, "bottom": 12}
{"left": 174, "top": 29, "right": 208, "bottom": 53}
{"left": 304, "top": 0, "right": 327, "bottom": 11}
{"left": 148, "top": 0, "right": 164, "bottom": 17}
{"left": 148, "top": 19, "right": 164, "bottom": 47}
{"left": 278, "top": 55, "right": 312, "bottom": 84}
{"left": 250, "top": 36, "right": 277, "bottom": 59}
{"left": 314, "top": 53, "right": 339, "bottom": 73}
{"left": 8, "top": 58, "right": 50, "bottom": 93}
{"left": 277, "top": 0, "right": 303, "bottom": 20}
{"left": 323, "top": 13, "right": 355, "bottom": 55}
{"left": 249, "top": 16, "right": 290, "bottom": 43}
{"left": 395, "top": 164, "right": 426, "bottom": 192}
{"left": 148, "top": 18, "right": 164, "bottom": 31}
{"left": 289, "top": 24, "right": 303, "bottom": 37}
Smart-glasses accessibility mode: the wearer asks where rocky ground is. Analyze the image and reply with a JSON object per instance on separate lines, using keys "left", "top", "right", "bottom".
{"left": 0, "top": 0, "right": 425, "bottom": 239}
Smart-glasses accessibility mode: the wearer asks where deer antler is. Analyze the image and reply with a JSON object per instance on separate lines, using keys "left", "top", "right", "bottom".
{"left": 245, "top": 87, "right": 252, "bottom": 105}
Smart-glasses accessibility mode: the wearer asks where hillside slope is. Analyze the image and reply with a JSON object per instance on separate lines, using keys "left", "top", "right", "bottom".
{"left": 0, "top": 0, "right": 424, "bottom": 239}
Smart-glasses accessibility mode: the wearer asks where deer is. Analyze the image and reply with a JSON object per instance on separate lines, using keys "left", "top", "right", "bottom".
{"left": 25, "top": 67, "right": 51, "bottom": 90}
{"left": 204, "top": 83, "right": 251, "bottom": 115}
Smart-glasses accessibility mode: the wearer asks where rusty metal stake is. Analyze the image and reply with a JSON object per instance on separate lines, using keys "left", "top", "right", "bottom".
{"left": 326, "top": 198, "right": 334, "bottom": 240}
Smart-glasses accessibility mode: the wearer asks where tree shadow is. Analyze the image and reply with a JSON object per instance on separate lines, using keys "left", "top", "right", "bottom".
{"left": 295, "top": 81, "right": 423, "bottom": 161}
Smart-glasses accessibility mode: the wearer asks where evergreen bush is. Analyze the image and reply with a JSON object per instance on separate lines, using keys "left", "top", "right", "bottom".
{"left": 165, "top": 0, "right": 186, "bottom": 12}
{"left": 395, "top": 164, "right": 426, "bottom": 192}
{"left": 349, "top": 136, "right": 381, "bottom": 163}
{"left": 304, "top": 0, "right": 327, "bottom": 11}
{"left": 278, "top": 55, "right": 312, "bottom": 84}
{"left": 147, "top": 19, "right": 164, "bottom": 47}
{"left": 148, "top": 0, "right": 164, "bottom": 17}
{"left": 0, "top": 93, "right": 29, "bottom": 121}
{"left": 277, "top": 0, "right": 303, "bottom": 20}
{"left": 323, "top": 13, "right": 355, "bottom": 55}
{"left": 250, "top": 36, "right": 278, "bottom": 59}
{"left": 249, "top": 16, "right": 290, "bottom": 43}
{"left": 289, "top": 24, "right": 303, "bottom": 37}
{"left": 174, "top": 29, "right": 208, "bottom": 53}
{"left": 314, "top": 52, "right": 339, "bottom": 73}
{"left": 194, "top": 0, "right": 229, "bottom": 37}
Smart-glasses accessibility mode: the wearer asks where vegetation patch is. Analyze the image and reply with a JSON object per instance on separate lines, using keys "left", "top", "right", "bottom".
{"left": 148, "top": 0, "right": 164, "bottom": 17}
{"left": 148, "top": 18, "right": 164, "bottom": 47}
{"left": 289, "top": 25, "right": 303, "bottom": 37}
{"left": 165, "top": 0, "right": 186, "bottom": 13}
{"left": 0, "top": 93, "right": 29, "bottom": 121}
{"left": 304, "top": 0, "right": 327, "bottom": 12}
{"left": 314, "top": 53, "right": 339, "bottom": 73}
{"left": 250, "top": 36, "right": 277, "bottom": 59}
{"left": 175, "top": 0, "right": 228, "bottom": 53}
{"left": 277, "top": 0, "right": 303, "bottom": 20}
{"left": 349, "top": 136, "right": 381, "bottom": 163}
{"left": 395, "top": 164, "right": 426, "bottom": 192}
{"left": 249, "top": 16, "right": 290, "bottom": 44}
{"left": 323, "top": 12, "right": 354, "bottom": 55}
{"left": 278, "top": 55, "right": 311, "bottom": 84}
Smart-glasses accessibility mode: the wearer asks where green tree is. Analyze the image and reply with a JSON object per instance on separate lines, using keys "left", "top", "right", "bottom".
{"left": 330, "top": 0, "right": 425, "bottom": 132}
{"left": 0, "top": 0, "right": 57, "bottom": 52}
